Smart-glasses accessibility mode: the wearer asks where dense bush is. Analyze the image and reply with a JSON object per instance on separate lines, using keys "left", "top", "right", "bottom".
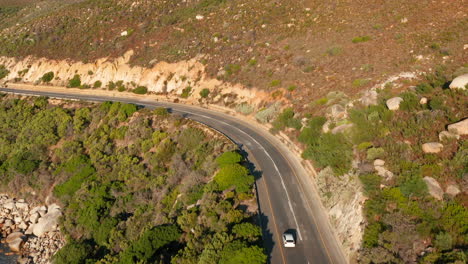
{"left": 200, "top": 88, "right": 210, "bottom": 98}
{"left": 133, "top": 86, "right": 148, "bottom": 94}
{"left": 41, "top": 71, "right": 54, "bottom": 83}
{"left": 0, "top": 65, "right": 9, "bottom": 79}
{"left": 215, "top": 163, "right": 254, "bottom": 193}
{"left": 93, "top": 80, "right": 102, "bottom": 88}
{"left": 302, "top": 132, "right": 353, "bottom": 175}
{"left": 68, "top": 74, "right": 81, "bottom": 88}
{"left": 270, "top": 107, "right": 302, "bottom": 133}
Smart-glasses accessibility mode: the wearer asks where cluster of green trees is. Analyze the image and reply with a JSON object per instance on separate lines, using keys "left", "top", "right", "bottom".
{"left": 0, "top": 94, "right": 265, "bottom": 264}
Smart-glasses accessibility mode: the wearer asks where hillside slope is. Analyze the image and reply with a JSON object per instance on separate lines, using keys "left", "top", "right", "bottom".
{"left": 0, "top": 0, "right": 467, "bottom": 102}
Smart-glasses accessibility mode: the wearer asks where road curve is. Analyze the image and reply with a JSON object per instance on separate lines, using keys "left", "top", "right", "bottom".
{"left": 0, "top": 87, "right": 347, "bottom": 264}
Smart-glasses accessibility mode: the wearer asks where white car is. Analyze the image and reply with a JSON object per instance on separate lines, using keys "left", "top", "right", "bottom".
{"left": 282, "top": 232, "right": 296, "bottom": 248}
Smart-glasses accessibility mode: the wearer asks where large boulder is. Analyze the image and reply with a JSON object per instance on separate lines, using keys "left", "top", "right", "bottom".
{"left": 439, "top": 131, "right": 460, "bottom": 141}
{"left": 6, "top": 232, "right": 25, "bottom": 252}
{"left": 386, "top": 97, "right": 403, "bottom": 111}
{"left": 423, "top": 177, "right": 444, "bottom": 200}
{"left": 449, "top": 73, "right": 468, "bottom": 90}
{"left": 422, "top": 142, "right": 443, "bottom": 153}
{"left": 447, "top": 118, "right": 468, "bottom": 136}
{"left": 32, "top": 204, "right": 62, "bottom": 237}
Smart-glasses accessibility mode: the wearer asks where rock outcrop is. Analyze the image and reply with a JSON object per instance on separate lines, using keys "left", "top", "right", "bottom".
{"left": 422, "top": 142, "right": 444, "bottom": 153}
{"left": 386, "top": 97, "right": 403, "bottom": 110}
{"left": 423, "top": 177, "right": 444, "bottom": 200}
{"left": 449, "top": 73, "right": 468, "bottom": 90}
{"left": 447, "top": 118, "right": 468, "bottom": 136}
{"left": 316, "top": 167, "right": 365, "bottom": 260}
{"left": 0, "top": 194, "right": 65, "bottom": 264}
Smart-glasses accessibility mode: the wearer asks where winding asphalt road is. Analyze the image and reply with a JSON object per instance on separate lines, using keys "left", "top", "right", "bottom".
{"left": 0, "top": 87, "right": 347, "bottom": 264}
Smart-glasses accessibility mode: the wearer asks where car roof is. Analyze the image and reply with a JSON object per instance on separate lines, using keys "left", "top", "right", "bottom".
{"left": 283, "top": 233, "right": 294, "bottom": 240}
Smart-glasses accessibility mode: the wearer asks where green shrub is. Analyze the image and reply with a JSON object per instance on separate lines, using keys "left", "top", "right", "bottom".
{"left": 400, "top": 176, "right": 427, "bottom": 198}
{"left": 367, "top": 147, "right": 385, "bottom": 160}
{"left": 232, "top": 223, "right": 261, "bottom": 241}
{"left": 199, "top": 88, "right": 210, "bottom": 98}
{"left": 118, "top": 225, "right": 181, "bottom": 263}
{"left": 80, "top": 84, "right": 90, "bottom": 89}
{"left": 118, "top": 85, "right": 126, "bottom": 92}
{"left": 87, "top": 70, "right": 93, "bottom": 75}
{"left": 326, "top": 46, "right": 342, "bottom": 56}
{"left": 53, "top": 240, "right": 92, "bottom": 264}
{"left": 352, "top": 79, "right": 370, "bottom": 87}
{"left": 255, "top": 102, "right": 281, "bottom": 123}
{"left": 298, "top": 116, "right": 326, "bottom": 145}
{"left": 359, "top": 173, "right": 381, "bottom": 197}
{"left": 93, "top": 80, "right": 102, "bottom": 88}
{"left": 181, "top": 86, "right": 192, "bottom": 98}
{"left": 224, "top": 64, "right": 241, "bottom": 76}
{"left": 415, "top": 83, "right": 434, "bottom": 94}
{"left": 154, "top": 107, "right": 169, "bottom": 116}
{"left": 216, "top": 151, "right": 243, "bottom": 166}
{"left": 271, "top": 107, "right": 302, "bottom": 132}
{"left": 270, "top": 80, "right": 281, "bottom": 87}
{"left": 312, "top": 97, "right": 328, "bottom": 106}
{"left": 133, "top": 86, "right": 148, "bottom": 94}
{"left": 363, "top": 222, "right": 383, "bottom": 248}
{"left": 214, "top": 163, "right": 254, "bottom": 193}
{"left": 399, "top": 92, "right": 420, "bottom": 111}
{"left": 0, "top": 65, "right": 9, "bottom": 79}
{"left": 358, "top": 142, "right": 373, "bottom": 150}
{"left": 434, "top": 232, "right": 453, "bottom": 251}
{"left": 302, "top": 133, "right": 353, "bottom": 175}
{"left": 108, "top": 81, "right": 116, "bottom": 90}
{"left": 54, "top": 155, "right": 96, "bottom": 201}
{"left": 41, "top": 72, "right": 54, "bottom": 83}
{"left": 68, "top": 74, "right": 81, "bottom": 88}
{"left": 352, "top": 36, "right": 372, "bottom": 43}
{"left": 248, "top": 59, "right": 257, "bottom": 66}
{"left": 235, "top": 103, "right": 254, "bottom": 115}
{"left": 287, "top": 85, "right": 297, "bottom": 92}
{"left": 428, "top": 97, "right": 444, "bottom": 110}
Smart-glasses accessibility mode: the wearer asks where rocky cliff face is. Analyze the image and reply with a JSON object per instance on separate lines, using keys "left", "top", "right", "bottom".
{"left": 0, "top": 51, "right": 267, "bottom": 106}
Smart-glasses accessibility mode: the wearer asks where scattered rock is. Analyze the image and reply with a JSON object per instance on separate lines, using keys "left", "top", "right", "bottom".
{"left": 6, "top": 232, "right": 25, "bottom": 252}
{"left": 423, "top": 177, "right": 444, "bottom": 200}
{"left": 447, "top": 118, "right": 468, "bottom": 136}
{"left": 375, "top": 166, "right": 394, "bottom": 180}
{"left": 359, "top": 90, "right": 378, "bottom": 106}
{"left": 373, "top": 159, "right": 385, "bottom": 167}
{"left": 120, "top": 31, "right": 128, "bottom": 37}
{"left": 438, "top": 131, "right": 460, "bottom": 141}
{"left": 446, "top": 184, "right": 461, "bottom": 197}
{"left": 449, "top": 73, "right": 468, "bottom": 90}
{"left": 422, "top": 142, "right": 444, "bottom": 153}
{"left": 195, "top": 15, "right": 204, "bottom": 20}
{"left": 386, "top": 97, "right": 403, "bottom": 110}
{"left": 33, "top": 204, "right": 62, "bottom": 237}
{"left": 419, "top": 97, "right": 427, "bottom": 105}
{"left": 331, "top": 123, "right": 353, "bottom": 134}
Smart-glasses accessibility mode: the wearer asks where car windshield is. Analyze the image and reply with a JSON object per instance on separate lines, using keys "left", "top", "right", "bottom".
{"left": 287, "top": 240, "right": 294, "bottom": 243}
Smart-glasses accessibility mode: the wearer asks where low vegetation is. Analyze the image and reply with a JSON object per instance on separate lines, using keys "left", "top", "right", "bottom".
{"left": 0, "top": 94, "right": 266, "bottom": 263}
